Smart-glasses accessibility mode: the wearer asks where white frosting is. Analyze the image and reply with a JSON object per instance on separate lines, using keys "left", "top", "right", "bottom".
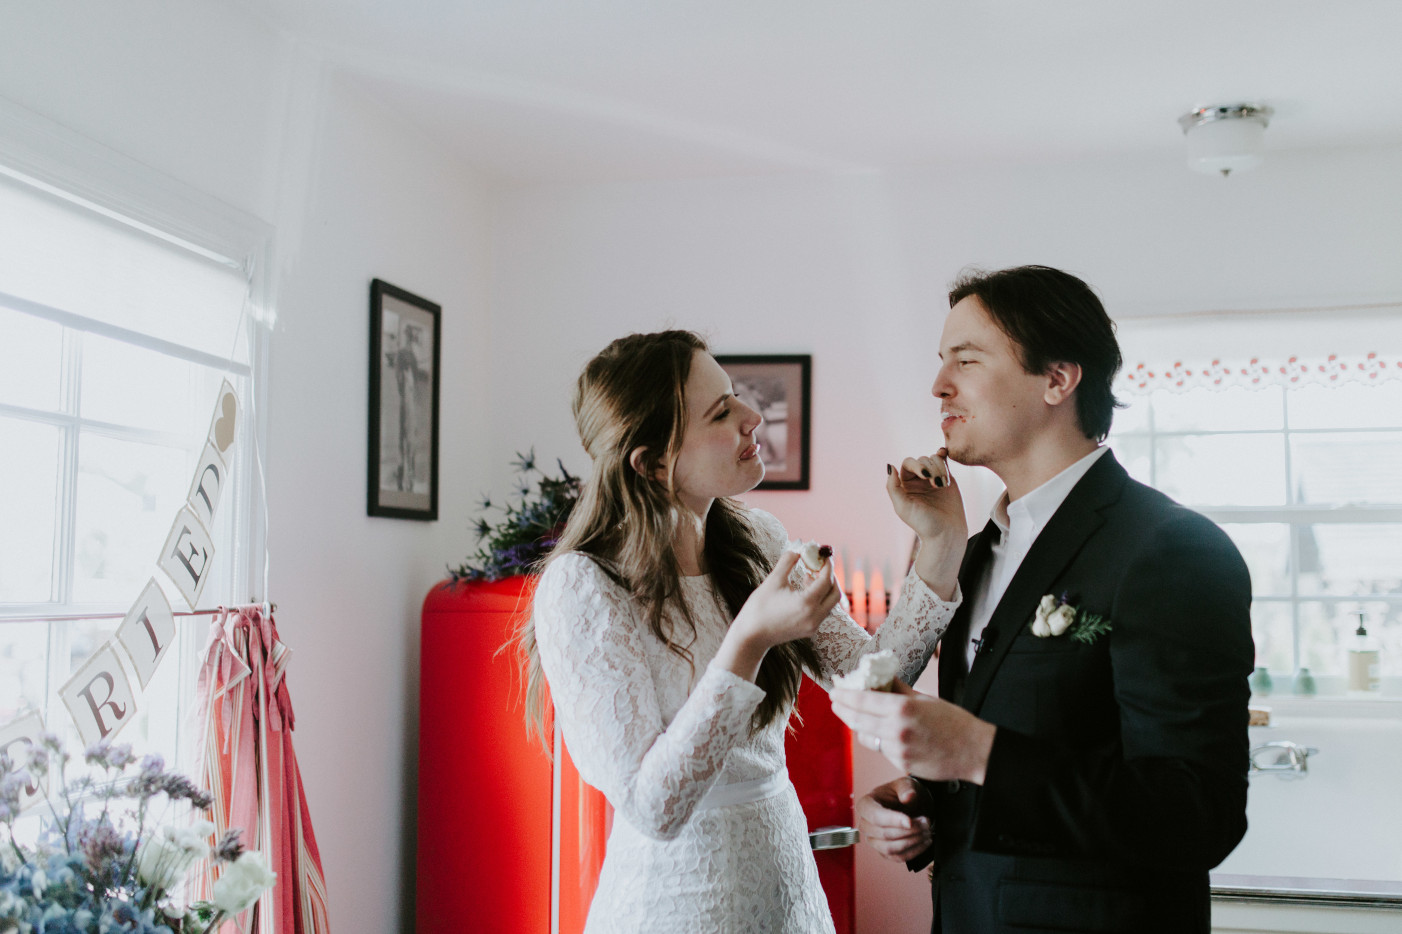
{"left": 787, "top": 539, "right": 829, "bottom": 572}
{"left": 832, "top": 650, "right": 898, "bottom": 691}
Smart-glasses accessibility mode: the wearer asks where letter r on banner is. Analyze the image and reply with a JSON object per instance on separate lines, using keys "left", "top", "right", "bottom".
{"left": 116, "top": 578, "right": 176, "bottom": 688}
{"left": 59, "top": 643, "right": 138, "bottom": 747}
{"left": 158, "top": 506, "right": 216, "bottom": 608}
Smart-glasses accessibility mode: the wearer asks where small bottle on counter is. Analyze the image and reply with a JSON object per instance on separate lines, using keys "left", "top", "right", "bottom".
{"left": 1347, "top": 614, "right": 1382, "bottom": 695}
{"left": 1249, "top": 665, "right": 1273, "bottom": 697}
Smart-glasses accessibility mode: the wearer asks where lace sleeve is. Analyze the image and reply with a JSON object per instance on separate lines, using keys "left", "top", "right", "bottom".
{"left": 745, "top": 507, "right": 958, "bottom": 690}
{"left": 809, "top": 568, "right": 959, "bottom": 690}
{"left": 533, "top": 554, "right": 766, "bottom": 841}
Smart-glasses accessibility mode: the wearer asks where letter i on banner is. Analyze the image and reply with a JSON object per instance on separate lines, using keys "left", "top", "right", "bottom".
{"left": 59, "top": 644, "right": 138, "bottom": 747}
{"left": 116, "top": 578, "right": 177, "bottom": 689}
{"left": 0, "top": 711, "right": 49, "bottom": 813}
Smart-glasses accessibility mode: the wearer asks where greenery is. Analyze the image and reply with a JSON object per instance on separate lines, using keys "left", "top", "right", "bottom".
{"left": 0, "top": 735, "right": 275, "bottom": 934}
{"left": 450, "top": 450, "right": 581, "bottom": 582}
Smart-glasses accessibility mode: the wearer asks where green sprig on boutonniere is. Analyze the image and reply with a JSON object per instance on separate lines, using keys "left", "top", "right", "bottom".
{"left": 1031, "top": 591, "right": 1112, "bottom": 645}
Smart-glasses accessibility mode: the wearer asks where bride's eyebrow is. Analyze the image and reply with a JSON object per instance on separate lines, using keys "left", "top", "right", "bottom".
{"left": 702, "top": 393, "right": 732, "bottom": 417}
{"left": 940, "top": 341, "right": 984, "bottom": 359}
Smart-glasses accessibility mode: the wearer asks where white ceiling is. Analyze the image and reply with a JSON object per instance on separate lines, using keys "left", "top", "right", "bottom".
{"left": 233, "top": 0, "right": 1402, "bottom": 182}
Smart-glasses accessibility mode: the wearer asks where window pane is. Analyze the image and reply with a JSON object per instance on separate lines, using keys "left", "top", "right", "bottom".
{"left": 1296, "top": 601, "right": 1402, "bottom": 677}
{"left": 1107, "top": 435, "right": 1152, "bottom": 487}
{"left": 1112, "top": 394, "right": 1151, "bottom": 433}
{"left": 1291, "top": 432, "right": 1402, "bottom": 505}
{"left": 1153, "top": 434, "right": 1287, "bottom": 507}
{"left": 1289, "top": 380, "right": 1402, "bottom": 430}
{"left": 1250, "top": 600, "right": 1293, "bottom": 674}
{"left": 0, "top": 417, "right": 60, "bottom": 603}
{"left": 1218, "top": 523, "right": 1291, "bottom": 597}
{"left": 1295, "top": 523, "right": 1402, "bottom": 596}
{"left": 0, "top": 306, "right": 63, "bottom": 411}
{"left": 0, "top": 621, "right": 49, "bottom": 722}
{"left": 1151, "top": 385, "right": 1283, "bottom": 432}
{"left": 80, "top": 334, "right": 222, "bottom": 436}
{"left": 72, "top": 433, "right": 191, "bottom": 605}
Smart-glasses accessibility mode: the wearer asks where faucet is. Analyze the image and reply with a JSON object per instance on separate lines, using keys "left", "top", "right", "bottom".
{"left": 1249, "top": 740, "right": 1319, "bottom": 778}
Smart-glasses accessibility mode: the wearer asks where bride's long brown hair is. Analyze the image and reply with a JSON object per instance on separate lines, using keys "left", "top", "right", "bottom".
{"left": 519, "top": 330, "right": 822, "bottom": 745}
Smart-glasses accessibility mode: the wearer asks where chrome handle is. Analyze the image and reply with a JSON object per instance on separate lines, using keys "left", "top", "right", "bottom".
{"left": 1249, "top": 741, "right": 1319, "bottom": 776}
{"left": 809, "top": 826, "right": 860, "bottom": 850}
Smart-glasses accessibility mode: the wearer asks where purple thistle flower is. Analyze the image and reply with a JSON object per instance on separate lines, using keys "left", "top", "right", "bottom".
{"left": 213, "top": 828, "right": 246, "bottom": 862}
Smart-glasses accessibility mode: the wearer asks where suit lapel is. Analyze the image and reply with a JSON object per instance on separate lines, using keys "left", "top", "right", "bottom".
{"left": 960, "top": 452, "right": 1129, "bottom": 714}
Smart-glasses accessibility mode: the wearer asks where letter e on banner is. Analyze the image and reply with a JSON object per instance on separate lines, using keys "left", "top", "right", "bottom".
{"left": 59, "top": 644, "right": 138, "bottom": 747}
{"left": 0, "top": 711, "right": 49, "bottom": 814}
{"left": 186, "top": 441, "right": 228, "bottom": 529}
{"left": 158, "top": 506, "right": 216, "bottom": 608}
{"left": 207, "top": 379, "right": 240, "bottom": 461}
{"left": 116, "top": 578, "right": 176, "bottom": 689}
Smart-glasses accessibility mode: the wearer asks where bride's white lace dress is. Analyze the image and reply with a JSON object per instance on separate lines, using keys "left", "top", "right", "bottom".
{"left": 533, "top": 509, "right": 957, "bottom": 934}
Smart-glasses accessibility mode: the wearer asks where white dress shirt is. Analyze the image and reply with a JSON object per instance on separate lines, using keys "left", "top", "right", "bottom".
{"left": 963, "top": 446, "right": 1110, "bottom": 668}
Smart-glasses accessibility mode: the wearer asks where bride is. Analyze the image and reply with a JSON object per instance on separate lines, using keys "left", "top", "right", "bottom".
{"left": 522, "top": 329, "right": 964, "bottom": 932}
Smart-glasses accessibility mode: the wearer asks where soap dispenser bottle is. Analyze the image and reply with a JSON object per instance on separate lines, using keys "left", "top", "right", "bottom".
{"left": 1347, "top": 614, "right": 1382, "bottom": 695}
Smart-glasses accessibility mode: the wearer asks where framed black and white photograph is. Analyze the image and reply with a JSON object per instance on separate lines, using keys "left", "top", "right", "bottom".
{"left": 368, "top": 279, "right": 441, "bottom": 520}
{"left": 715, "top": 354, "right": 811, "bottom": 491}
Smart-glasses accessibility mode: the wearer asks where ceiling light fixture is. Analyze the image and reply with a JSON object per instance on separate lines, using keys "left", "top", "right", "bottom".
{"left": 1178, "top": 104, "right": 1274, "bottom": 177}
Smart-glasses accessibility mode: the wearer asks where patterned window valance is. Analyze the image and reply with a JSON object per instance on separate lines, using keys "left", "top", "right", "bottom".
{"left": 1119, "top": 352, "right": 1402, "bottom": 395}
{"left": 1113, "top": 303, "right": 1402, "bottom": 396}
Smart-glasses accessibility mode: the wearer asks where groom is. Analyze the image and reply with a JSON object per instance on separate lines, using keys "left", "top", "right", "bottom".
{"left": 832, "top": 265, "right": 1254, "bottom": 933}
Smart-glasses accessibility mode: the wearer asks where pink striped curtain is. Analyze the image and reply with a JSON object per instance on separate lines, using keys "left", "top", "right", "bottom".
{"left": 192, "top": 606, "right": 331, "bottom": 933}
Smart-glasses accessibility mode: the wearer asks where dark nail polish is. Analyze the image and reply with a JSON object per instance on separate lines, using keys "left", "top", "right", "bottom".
{"left": 934, "top": 477, "right": 945, "bottom": 488}
{"left": 920, "top": 468, "right": 931, "bottom": 478}
{"left": 886, "top": 463, "right": 893, "bottom": 475}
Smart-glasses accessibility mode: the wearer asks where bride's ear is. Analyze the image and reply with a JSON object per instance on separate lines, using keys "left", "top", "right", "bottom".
{"left": 628, "top": 446, "right": 652, "bottom": 479}
{"left": 630, "top": 446, "right": 671, "bottom": 484}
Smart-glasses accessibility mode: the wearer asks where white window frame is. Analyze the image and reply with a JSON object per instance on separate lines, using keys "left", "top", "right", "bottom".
{"left": 0, "top": 98, "right": 272, "bottom": 763}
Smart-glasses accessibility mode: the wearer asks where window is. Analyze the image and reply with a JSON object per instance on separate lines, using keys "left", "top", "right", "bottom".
{"left": 0, "top": 103, "right": 269, "bottom": 777}
{"left": 1109, "top": 309, "right": 1402, "bottom": 693}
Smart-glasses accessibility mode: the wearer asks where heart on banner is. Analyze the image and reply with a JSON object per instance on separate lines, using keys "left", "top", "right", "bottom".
{"left": 209, "top": 379, "right": 239, "bottom": 456}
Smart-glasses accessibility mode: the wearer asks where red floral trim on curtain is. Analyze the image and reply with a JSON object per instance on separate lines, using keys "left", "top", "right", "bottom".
{"left": 1119, "top": 352, "right": 1402, "bottom": 394}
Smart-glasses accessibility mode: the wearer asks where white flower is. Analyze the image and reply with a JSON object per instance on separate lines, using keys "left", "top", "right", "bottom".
{"left": 1036, "top": 594, "right": 1058, "bottom": 618}
{"left": 212, "top": 850, "right": 277, "bottom": 914}
{"left": 1030, "top": 616, "right": 1053, "bottom": 638}
{"left": 137, "top": 820, "right": 215, "bottom": 890}
{"left": 1047, "top": 604, "right": 1077, "bottom": 637}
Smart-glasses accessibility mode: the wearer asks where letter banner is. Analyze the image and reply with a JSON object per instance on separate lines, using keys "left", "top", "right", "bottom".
{"left": 186, "top": 440, "right": 228, "bottom": 530}
{"left": 0, "top": 711, "right": 49, "bottom": 814}
{"left": 158, "top": 506, "right": 216, "bottom": 609}
{"left": 207, "top": 379, "right": 240, "bottom": 462}
{"left": 59, "top": 643, "right": 138, "bottom": 748}
{"left": 116, "top": 578, "right": 177, "bottom": 689}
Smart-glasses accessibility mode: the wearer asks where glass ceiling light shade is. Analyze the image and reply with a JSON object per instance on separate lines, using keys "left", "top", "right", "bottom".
{"left": 1178, "top": 104, "right": 1274, "bottom": 177}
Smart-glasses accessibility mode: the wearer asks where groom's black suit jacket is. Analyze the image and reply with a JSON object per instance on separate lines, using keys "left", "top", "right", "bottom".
{"left": 912, "top": 450, "right": 1254, "bottom": 934}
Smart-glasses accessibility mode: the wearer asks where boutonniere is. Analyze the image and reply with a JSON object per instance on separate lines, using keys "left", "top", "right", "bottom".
{"left": 1030, "top": 592, "right": 1112, "bottom": 644}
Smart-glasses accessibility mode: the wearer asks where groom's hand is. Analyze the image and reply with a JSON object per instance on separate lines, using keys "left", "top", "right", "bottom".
{"left": 886, "top": 450, "right": 965, "bottom": 600}
{"left": 832, "top": 680, "right": 996, "bottom": 785}
{"left": 856, "top": 777, "right": 933, "bottom": 862}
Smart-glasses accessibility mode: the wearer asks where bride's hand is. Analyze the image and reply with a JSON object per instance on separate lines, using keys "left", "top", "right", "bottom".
{"left": 714, "top": 551, "right": 841, "bottom": 681}
{"left": 887, "top": 450, "right": 965, "bottom": 599}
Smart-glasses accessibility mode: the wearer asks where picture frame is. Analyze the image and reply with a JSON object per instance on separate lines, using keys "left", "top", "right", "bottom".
{"left": 368, "top": 279, "right": 441, "bottom": 520}
{"left": 714, "top": 354, "right": 811, "bottom": 491}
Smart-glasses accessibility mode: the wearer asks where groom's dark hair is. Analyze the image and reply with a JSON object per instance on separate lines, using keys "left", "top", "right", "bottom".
{"left": 949, "top": 265, "right": 1123, "bottom": 441}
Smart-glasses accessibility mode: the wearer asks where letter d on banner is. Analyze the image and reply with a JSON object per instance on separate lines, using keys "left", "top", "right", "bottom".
{"left": 158, "top": 506, "right": 216, "bottom": 609}
{"left": 59, "top": 644, "right": 138, "bottom": 747}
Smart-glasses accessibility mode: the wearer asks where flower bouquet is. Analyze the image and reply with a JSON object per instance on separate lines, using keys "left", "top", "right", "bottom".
{"left": 0, "top": 734, "right": 275, "bottom": 933}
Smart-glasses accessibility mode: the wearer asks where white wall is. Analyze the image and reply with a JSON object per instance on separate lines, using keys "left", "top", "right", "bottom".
{"left": 0, "top": 3, "right": 495, "bottom": 932}
{"left": 5, "top": 2, "right": 1402, "bottom": 932}
{"left": 487, "top": 145, "right": 1402, "bottom": 933}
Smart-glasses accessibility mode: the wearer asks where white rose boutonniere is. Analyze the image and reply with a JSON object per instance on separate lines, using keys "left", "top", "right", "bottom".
{"left": 1030, "top": 591, "right": 1111, "bottom": 644}
{"left": 212, "top": 850, "right": 278, "bottom": 914}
